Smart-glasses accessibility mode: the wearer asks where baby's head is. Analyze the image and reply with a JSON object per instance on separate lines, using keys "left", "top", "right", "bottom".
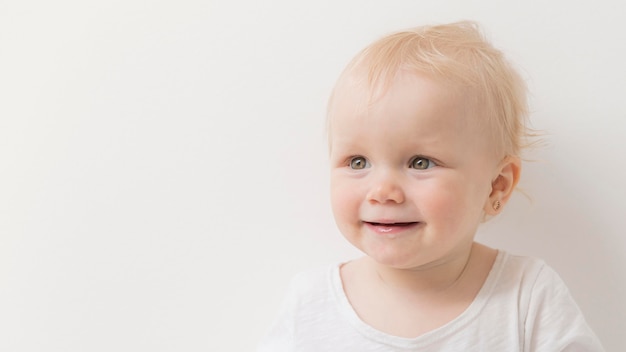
{"left": 327, "top": 21, "right": 530, "bottom": 161}
{"left": 327, "top": 22, "right": 529, "bottom": 268}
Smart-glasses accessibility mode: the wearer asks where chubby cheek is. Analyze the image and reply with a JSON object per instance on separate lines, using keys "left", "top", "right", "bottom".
{"left": 330, "top": 176, "right": 362, "bottom": 235}
{"left": 418, "top": 179, "right": 484, "bottom": 238}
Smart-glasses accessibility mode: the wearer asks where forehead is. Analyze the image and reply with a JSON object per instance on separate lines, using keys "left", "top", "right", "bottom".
{"left": 328, "top": 71, "right": 496, "bottom": 159}
{"left": 330, "top": 71, "right": 472, "bottom": 135}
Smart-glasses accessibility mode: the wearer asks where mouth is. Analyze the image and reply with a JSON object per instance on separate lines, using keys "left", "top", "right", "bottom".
{"left": 365, "top": 221, "right": 418, "bottom": 226}
{"left": 363, "top": 221, "right": 420, "bottom": 235}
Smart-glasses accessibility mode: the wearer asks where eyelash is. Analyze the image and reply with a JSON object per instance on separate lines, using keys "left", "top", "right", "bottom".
{"left": 347, "top": 156, "right": 437, "bottom": 170}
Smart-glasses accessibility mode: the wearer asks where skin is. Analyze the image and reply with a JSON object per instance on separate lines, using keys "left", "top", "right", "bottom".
{"left": 328, "top": 71, "right": 521, "bottom": 337}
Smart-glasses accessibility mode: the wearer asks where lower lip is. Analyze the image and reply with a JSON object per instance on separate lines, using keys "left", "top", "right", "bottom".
{"left": 364, "top": 222, "right": 420, "bottom": 237}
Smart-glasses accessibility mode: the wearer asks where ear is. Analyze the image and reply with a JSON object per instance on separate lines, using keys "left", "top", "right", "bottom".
{"left": 484, "top": 156, "right": 521, "bottom": 215}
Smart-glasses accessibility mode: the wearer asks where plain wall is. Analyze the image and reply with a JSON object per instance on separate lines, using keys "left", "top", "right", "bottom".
{"left": 1, "top": 1, "right": 624, "bottom": 350}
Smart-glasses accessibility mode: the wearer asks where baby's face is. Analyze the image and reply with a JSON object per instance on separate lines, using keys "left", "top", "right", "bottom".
{"left": 329, "top": 72, "right": 501, "bottom": 270}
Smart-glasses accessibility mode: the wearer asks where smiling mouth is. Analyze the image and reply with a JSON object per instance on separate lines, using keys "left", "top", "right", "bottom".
{"left": 363, "top": 221, "right": 420, "bottom": 235}
{"left": 365, "top": 221, "right": 418, "bottom": 226}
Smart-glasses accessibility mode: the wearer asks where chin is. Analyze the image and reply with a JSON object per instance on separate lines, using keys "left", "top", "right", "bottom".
{"left": 364, "top": 247, "right": 426, "bottom": 269}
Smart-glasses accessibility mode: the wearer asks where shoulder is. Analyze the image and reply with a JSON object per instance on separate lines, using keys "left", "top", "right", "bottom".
{"left": 277, "top": 263, "right": 343, "bottom": 322}
{"left": 498, "top": 252, "right": 546, "bottom": 277}
{"left": 485, "top": 252, "right": 548, "bottom": 302}
{"left": 496, "top": 252, "right": 604, "bottom": 351}
{"left": 285, "top": 263, "right": 338, "bottom": 303}
{"left": 497, "top": 253, "right": 580, "bottom": 307}
{"left": 257, "top": 264, "right": 342, "bottom": 352}
{"left": 491, "top": 252, "right": 569, "bottom": 296}
{"left": 494, "top": 252, "right": 579, "bottom": 318}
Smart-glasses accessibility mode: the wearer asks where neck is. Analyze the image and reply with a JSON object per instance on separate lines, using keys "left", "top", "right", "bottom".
{"left": 365, "top": 242, "right": 479, "bottom": 295}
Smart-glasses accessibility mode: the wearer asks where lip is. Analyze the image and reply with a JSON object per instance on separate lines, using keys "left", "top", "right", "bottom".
{"left": 363, "top": 221, "right": 421, "bottom": 237}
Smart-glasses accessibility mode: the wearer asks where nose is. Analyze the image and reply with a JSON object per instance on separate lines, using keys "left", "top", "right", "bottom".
{"left": 366, "top": 172, "right": 405, "bottom": 204}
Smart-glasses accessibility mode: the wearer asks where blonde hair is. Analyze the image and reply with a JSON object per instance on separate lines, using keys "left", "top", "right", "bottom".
{"left": 327, "top": 21, "right": 532, "bottom": 158}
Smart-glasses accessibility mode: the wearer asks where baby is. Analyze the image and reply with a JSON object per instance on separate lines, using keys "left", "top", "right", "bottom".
{"left": 259, "top": 21, "right": 603, "bottom": 351}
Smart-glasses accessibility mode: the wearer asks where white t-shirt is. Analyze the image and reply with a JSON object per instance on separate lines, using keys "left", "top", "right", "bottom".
{"left": 258, "top": 252, "right": 603, "bottom": 351}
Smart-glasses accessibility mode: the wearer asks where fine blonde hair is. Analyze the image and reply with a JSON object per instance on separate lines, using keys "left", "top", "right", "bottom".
{"left": 327, "top": 21, "right": 532, "bottom": 158}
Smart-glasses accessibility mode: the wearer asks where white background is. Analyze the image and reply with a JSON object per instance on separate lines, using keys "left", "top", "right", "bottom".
{"left": 1, "top": 1, "right": 624, "bottom": 351}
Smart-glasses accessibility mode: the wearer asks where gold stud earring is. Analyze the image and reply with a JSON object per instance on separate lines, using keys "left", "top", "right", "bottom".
{"left": 493, "top": 200, "right": 501, "bottom": 211}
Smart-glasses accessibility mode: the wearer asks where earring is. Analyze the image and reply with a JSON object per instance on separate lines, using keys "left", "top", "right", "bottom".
{"left": 493, "top": 200, "right": 501, "bottom": 211}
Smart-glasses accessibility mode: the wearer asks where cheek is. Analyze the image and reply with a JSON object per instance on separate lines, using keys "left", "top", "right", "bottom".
{"left": 330, "top": 177, "right": 357, "bottom": 220}
{"left": 419, "top": 186, "right": 460, "bottom": 223}
{"left": 417, "top": 179, "right": 485, "bottom": 230}
{"left": 329, "top": 182, "right": 362, "bottom": 244}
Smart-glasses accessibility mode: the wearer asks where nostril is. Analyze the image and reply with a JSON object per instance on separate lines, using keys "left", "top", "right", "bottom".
{"left": 366, "top": 183, "right": 405, "bottom": 204}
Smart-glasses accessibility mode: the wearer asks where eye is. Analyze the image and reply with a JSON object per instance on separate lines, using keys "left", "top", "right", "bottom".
{"left": 410, "top": 156, "right": 435, "bottom": 170}
{"left": 349, "top": 156, "right": 370, "bottom": 170}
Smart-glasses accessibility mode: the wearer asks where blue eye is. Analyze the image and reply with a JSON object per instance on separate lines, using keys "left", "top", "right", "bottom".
{"left": 350, "top": 156, "right": 369, "bottom": 170}
{"left": 410, "top": 156, "right": 435, "bottom": 170}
